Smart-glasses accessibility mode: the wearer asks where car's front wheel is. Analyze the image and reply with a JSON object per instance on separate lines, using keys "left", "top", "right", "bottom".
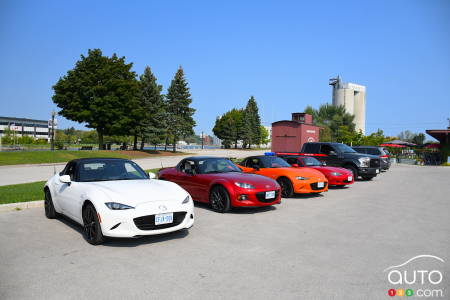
{"left": 345, "top": 165, "right": 358, "bottom": 180}
{"left": 209, "top": 186, "right": 231, "bottom": 213}
{"left": 44, "top": 189, "right": 59, "bottom": 219}
{"left": 277, "top": 177, "right": 294, "bottom": 198}
{"left": 82, "top": 203, "right": 105, "bottom": 245}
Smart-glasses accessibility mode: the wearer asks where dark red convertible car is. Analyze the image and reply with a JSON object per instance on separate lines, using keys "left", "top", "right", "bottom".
{"left": 277, "top": 155, "right": 354, "bottom": 187}
{"left": 158, "top": 156, "right": 281, "bottom": 213}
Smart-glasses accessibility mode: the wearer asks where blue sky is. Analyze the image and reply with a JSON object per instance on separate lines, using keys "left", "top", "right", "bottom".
{"left": 1, "top": 0, "right": 449, "bottom": 137}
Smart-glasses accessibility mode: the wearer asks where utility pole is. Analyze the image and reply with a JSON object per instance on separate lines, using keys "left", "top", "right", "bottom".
{"left": 201, "top": 131, "right": 204, "bottom": 150}
{"left": 51, "top": 110, "right": 56, "bottom": 151}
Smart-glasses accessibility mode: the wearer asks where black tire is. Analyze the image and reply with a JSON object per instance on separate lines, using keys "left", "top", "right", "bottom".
{"left": 362, "top": 176, "right": 374, "bottom": 181}
{"left": 277, "top": 177, "right": 294, "bottom": 198}
{"left": 82, "top": 203, "right": 105, "bottom": 245}
{"left": 345, "top": 165, "right": 358, "bottom": 179}
{"left": 44, "top": 189, "right": 59, "bottom": 219}
{"left": 209, "top": 186, "right": 231, "bottom": 213}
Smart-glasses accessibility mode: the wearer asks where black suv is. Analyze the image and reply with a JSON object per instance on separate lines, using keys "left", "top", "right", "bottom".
{"left": 352, "top": 146, "right": 391, "bottom": 171}
{"left": 300, "top": 142, "right": 381, "bottom": 180}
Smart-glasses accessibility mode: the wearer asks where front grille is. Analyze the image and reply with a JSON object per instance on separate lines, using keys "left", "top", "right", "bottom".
{"left": 255, "top": 190, "right": 280, "bottom": 203}
{"left": 310, "top": 182, "right": 328, "bottom": 190}
{"left": 133, "top": 211, "right": 187, "bottom": 231}
{"left": 370, "top": 158, "right": 380, "bottom": 168}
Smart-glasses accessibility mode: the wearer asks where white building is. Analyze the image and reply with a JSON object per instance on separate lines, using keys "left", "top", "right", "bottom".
{"left": 0, "top": 116, "right": 55, "bottom": 142}
{"left": 329, "top": 76, "right": 366, "bottom": 134}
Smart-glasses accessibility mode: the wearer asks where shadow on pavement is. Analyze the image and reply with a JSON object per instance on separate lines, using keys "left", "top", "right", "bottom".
{"left": 193, "top": 201, "right": 278, "bottom": 214}
{"left": 55, "top": 214, "right": 190, "bottom": 247}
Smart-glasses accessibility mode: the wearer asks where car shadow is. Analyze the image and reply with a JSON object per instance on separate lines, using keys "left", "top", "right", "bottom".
{"left": 290, "top": 193, "right": 325, "bottom": 199}
{"left": 328, "top": 185, "right": 350, "bottom": 190}
{"left": 55, "top": 215, "right": 189, "bottom": 247}
{"left": 193, "top": 201, "right": 278, "bottom": 214}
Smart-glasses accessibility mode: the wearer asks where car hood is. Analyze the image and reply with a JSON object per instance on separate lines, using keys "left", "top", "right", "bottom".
{"left": 274, "top": 167, "right": 328, "bottom": 181}
{"left": 204, "top": 172, "right": 279, "bottom": 189}
{"left": 312, "top": 166, "right": 353, "bottom": 175}
{"left": 343, "top": 152, "right": 380, "bottom": 160}
{"left": 84, "top": 179, "right": 187, "bottom": 206}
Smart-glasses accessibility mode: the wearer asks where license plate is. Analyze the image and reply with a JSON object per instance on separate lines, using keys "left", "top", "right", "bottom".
{"left": 376, "top": 169, "right": 380, "bottom": 173}
{"left": 155, "top": 213, "right": 173, "bottom": 225}
{"left": 265, "top": 191, "right": 276, "bottom": 199}
{"left": 317, "top": 182, "right": 324, "bottom": 188}
{"left": 348, "top": 176, "right": 353, "bottom": 181}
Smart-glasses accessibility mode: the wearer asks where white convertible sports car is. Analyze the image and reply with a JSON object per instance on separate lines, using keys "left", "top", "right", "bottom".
{"left": 44, "top": 158, "right": 194, "bottom": 245}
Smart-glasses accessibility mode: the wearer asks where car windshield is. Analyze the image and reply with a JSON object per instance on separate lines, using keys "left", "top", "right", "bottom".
{"left": 261, "top": 156, "right": 291, "bottom": 168}
{"left": 78, "top": 160, "right": 148, "bottom": 182}
{"left": 300, "top": 157, "right": 321, "bottom": 166}
{"left": 197, "top": 158, "right": 242, "bottom": 174}
{"left": 334, "top": 143, "right": 356, "bottom": 153}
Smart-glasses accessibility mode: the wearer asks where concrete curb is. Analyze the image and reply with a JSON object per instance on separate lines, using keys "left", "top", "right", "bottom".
{"left": 0, "top": 200, "right": 44, "bottom": 212}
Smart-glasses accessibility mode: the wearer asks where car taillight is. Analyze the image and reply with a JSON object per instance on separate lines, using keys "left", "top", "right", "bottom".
{"left": 380, "top": 155, "right": 389, "bottom": 158}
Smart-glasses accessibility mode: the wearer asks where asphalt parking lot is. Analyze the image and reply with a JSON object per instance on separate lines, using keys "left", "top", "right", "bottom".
{"left": 0, "top": 164, "right": 449, "bottom": 299}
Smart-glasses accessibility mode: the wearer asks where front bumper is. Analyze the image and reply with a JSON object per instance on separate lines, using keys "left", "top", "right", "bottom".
{"left": 357, "top": 167, "right": 379, "bottom": 177}
{"left": 327, "top": 174, "right": 354, "bottom": 186}
{"left": 231, "top": 188, "right": 282, "bottom": 207}
{"left": 295, "top": 179, "right": 328, "bottom": 193}
{"left": 99, "top": 200, "right": 194, "bottom": 238}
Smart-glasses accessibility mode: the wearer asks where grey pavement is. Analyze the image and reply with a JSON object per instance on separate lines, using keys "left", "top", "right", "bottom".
{"left": 0, "top": 164, "right": 449, "bottom": 299}
{"left": 0, "top": 149, "right": 265, "bottom": 186}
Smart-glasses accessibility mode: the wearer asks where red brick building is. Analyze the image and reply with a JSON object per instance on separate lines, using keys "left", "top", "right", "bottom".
{"left": 271, "top": 113, "right": 320, "bottom": 153}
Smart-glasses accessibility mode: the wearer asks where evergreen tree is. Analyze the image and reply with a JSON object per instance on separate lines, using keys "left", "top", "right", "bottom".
{"left": 243, "top": 96, "right": 261, "bottom": 148}
{"left": 138, "top": 66, "right": 166, "bottom": 150}
{"left": 52, "top": 49, "right": 140, "bottom": 149}
{"left": 166, "top": 67, "right": 196, "bottom": 152}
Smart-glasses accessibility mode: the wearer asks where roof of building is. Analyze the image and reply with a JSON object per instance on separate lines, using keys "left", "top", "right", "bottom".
{"left": 0, "top": 116, "right": 48, "bottom": 124}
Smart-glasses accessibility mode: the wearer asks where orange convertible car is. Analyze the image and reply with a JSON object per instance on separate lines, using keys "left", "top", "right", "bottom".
{"left": 239, "top": 155, "right": 328, "bottom": 197}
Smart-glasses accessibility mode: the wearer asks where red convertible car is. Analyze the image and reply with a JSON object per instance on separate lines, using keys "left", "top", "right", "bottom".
{"left": 277, "top": 155, "right": 354, "bottom": 187}
{"left": 158, "top": 156, "right": 281, "bottom": 213}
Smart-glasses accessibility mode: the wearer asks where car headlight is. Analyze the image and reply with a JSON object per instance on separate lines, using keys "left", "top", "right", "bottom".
{"left": 234, "top": 182, "right": 256, "bottom": 189}
{"left": 358, "top": 157, "right": 370, "bottom": 167}
{"left": 105, "top": 202, "right": 134, "bottom": 210}
{"left": 182, "top": 195, "right": 191, "bottom": 204}
{"left": 296, "top": 176, "right": 309, "bottom": 180}
{"left": 331, "top": 172, "right": 342, "bottom": 176}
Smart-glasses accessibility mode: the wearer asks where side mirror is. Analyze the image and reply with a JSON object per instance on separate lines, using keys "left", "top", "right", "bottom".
{"left": 59, "top": 175, "right": 71, "bottom": 184}
{"left": 252, "top": 165, "right": 260, "bottom": 171}
{"left": 148, "top": 172, "right": 156, "bottom": 179}
{"left": 329, "top": 151, "right": 337, "bottom": 156}
{"left": 291, "top": 163, "right": 299, "bottom": 167}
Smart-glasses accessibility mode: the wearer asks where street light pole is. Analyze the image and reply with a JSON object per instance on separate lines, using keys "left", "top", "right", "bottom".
{"left": 201, "top": 131, "right": 204, "bottom": 150}
{"left": 51, "top": 110, "right": 56, "bottom": 151}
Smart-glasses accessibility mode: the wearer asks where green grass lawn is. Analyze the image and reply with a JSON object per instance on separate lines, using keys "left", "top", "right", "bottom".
{"left": 0, "top": 168, "right": 162, "bottom": 205}
{"left": 0, "top": 181, "right": 46, "bottom": 204}
{"left": 0, "top": 150, "right": 186, "bottom": 166}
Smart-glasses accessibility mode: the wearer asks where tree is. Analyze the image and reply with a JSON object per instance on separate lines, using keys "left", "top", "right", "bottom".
{"left": 412, "top": 133, "right": 425, "bottom": 145}
{"left": 52, "top": 49, "right": 140, "bottom": 150}
{"left": 260, "top": 126, "right": 270, "bottom": 145}
{"left": 305, "top": 103, "right": 355, "bottom": 142}
{"left": 243, "top": 96, "right": 261, "bottom": 148}
{"left": 166, "top": 67, "right": 196, "bottom": 152}
{"left": 138, "top": 66, "right": 166, "bottom": 150}
{"left": 213, "top": 109, "right": 245, "bottom": 148}
{"left": 63, "top": 127, "right": 76, "bottom": 144}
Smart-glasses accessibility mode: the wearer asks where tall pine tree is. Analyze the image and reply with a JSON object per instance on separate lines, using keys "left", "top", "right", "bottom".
{"left": 166, "top": 67, "right": 196, "bottom": 152}
{"left": 243, "top": 96, "right": 261, "bottom": 148}
{"left": 138, "top": 66, "right": 166, "bottom": 150}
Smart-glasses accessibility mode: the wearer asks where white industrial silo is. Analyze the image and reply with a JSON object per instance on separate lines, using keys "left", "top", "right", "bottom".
{"left": 329, "top": 77, "right": 366, "bottom": 134}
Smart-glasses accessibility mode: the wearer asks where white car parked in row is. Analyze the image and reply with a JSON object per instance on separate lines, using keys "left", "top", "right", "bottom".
{"left": 44, "top": 158, "right": 194, "bottom": 245}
